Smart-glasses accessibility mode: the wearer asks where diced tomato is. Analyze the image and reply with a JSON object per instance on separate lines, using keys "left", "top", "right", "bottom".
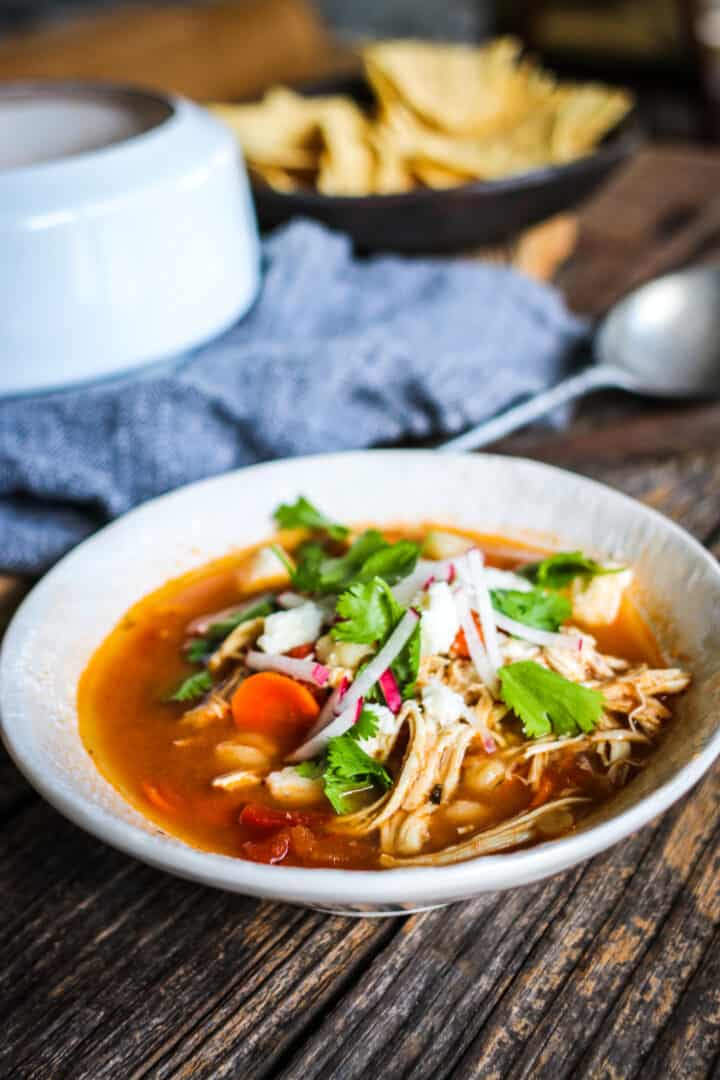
{"left": 242, "top": 828, "right": 291, "bottom": 865}
{"left": 289, "top": 824, "right": 356, "bottom": 867}
{"left": 286, "top": 643, "right": 315, "bottom": 659}
{"left": 239, "top": 803, "right": 326, "bottom": 831}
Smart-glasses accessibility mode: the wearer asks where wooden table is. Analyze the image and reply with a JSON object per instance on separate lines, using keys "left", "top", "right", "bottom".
{"left": 3, "top": 144, "right": 720, "bottom": 1080}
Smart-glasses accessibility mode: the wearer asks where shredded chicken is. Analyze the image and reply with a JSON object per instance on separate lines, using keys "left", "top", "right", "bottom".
{"left": 332, "top": 627, "right": 690, "bottom": 864}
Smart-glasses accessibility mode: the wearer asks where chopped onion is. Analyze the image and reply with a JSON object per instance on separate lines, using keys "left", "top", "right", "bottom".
{"left": 288, "top": 693, "right": 359, "bottom": 762}
{"left": 493, "top": 613, "right": 585, "bottom": 650}
{"left": 453, "top": 588, "right": 498, "bottom": 694}
{"left": 245, "top": 650, "right": 329, "bottom": 686}
{"left": 464, "top": 549, "right": 504, "bottom": 679}
{"left": 338, "top": 608, "right": 420, "bottom": 720}
{"left": 302, "top": 676, "right": 348, "bottom": 742}
{"left": 378, "top": 668, "right": 402, "bottom": 714}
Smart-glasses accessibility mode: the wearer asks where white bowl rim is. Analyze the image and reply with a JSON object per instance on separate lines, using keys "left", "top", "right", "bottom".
{"left": 2, "top": 449, "right": 719, "bottom": 907}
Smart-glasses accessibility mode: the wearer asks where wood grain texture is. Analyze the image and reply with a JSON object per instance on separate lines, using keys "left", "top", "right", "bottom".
{"left": 2, "top": 143, "right": 720, "bottom": 1079}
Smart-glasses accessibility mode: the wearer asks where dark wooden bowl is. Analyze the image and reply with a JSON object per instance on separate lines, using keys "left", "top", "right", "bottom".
{"left": 250, "top": 74, "right": 640, "bottom": 254}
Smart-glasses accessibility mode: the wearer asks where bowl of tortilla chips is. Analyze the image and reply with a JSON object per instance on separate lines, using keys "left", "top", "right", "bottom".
{"left": 211, "top": 38, "right": 638, "bottom": 254}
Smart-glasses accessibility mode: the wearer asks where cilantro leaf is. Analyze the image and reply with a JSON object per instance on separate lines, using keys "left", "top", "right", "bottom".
{"left": 491, "top": 588, "right": 571, "bottom": 632}
{"left": 290, "top": 531, "right": 419, "bottom": 596}
{"left": 323, "top": 732, "right": 391, "bottom": 814}
{"left": 296, "top": 708, "right": 389, "bottom": 814}
{"left": 295, "top": 758, "right": 325, "bottom": 780}
{"left": 273, "top": 496, "right": 348, "bottom": 540}
{"left": 168, "top": 670, "right": 212, "bottom": 702}
{"left": 351, "top": 539, "right": 420, "bottom": 587}
{"left": 352, "top": 706, "right": 380, "bottom": 742}
{"left": 498, "top": 661, "right": 604, "bottom": 739}
{"left": 332, "top": 578, "right": 402, "bottom": 643}
{"left": 521, "top": 551, "right": 623, "bottom": 591}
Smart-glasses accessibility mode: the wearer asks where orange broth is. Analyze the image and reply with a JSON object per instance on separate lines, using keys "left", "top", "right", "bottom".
{"left": 78, "top": 526, "right": 664, "bottom": 868}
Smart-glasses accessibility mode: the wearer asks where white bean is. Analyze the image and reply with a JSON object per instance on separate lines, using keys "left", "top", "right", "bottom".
{"left": 215, "top": 741, "right": 270, "bottom": 771}
{"left": 443, "top": 800, "right": 494, "bottom": 827}
{"left": 463, "top": 758, "right": 506, "bottom": 797}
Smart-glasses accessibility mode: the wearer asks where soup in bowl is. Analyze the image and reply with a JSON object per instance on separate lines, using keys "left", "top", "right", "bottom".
{"left": 2, "top": 452, "right": 719, "bottom": 914}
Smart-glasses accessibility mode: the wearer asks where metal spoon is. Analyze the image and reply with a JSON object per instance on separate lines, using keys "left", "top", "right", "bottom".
{"left": 440, "top": 265, "right": 720, "bottom": 453}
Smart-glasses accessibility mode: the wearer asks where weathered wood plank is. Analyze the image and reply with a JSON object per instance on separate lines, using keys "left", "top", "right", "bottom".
{"left": 484, "top": 766, "right": 720, "bottom": 1080}
{"left": 578, "top": 818, "right": 720, "bottom": 1078}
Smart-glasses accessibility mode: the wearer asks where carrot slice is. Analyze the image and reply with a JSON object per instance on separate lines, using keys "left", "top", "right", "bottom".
{"left": 231, "top": 672, "right": 320, "bottom": 739}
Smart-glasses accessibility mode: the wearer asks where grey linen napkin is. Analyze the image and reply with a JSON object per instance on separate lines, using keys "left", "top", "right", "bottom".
{"left": 0, "top": 221, "right": 586, "bottom": 574}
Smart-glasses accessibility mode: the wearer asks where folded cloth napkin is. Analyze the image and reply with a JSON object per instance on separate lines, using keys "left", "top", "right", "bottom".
{"left": 0, "top": 220, "right": 586, "bottom": 575}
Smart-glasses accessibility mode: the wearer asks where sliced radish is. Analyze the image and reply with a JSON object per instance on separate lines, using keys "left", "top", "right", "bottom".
{"left": 482, "top": 569, "right": 533, "bottom": 592}
{"left": 187, "top": 593, "right": 272, "bottom": 635}
{"left": 338, "top": 608, "right": 420, "bottom": 720}
{"left": 288, "top": 695, "right": 360, "bottom": 762}
{"left": 453, "top": 588, "right": 498, "bottom": 694}
{"left": 378, "top": 668, "right": 402, "bottom": 714}
{"left": 303, "top": 677, "right": 348, "bottom": 742}
{"left": 464, "top": 549, "right": 504, "bottom": 678}
{"left": 393, "top": 558, "right": 457, "bottom": 605}
{"left": 245, "top": 650, "right": 329, "bottom": 686}
{"left": 493, "top": 614, "right": 585, "bottom": 650}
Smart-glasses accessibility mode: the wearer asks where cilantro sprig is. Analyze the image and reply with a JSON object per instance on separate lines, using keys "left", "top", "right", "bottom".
{"left": 297, "top": 708, "right": 391, "bottom": 813}
{"left": 521, "top": 551, "right": 623, "bottom": 591}
{"left": 491, "top": 588, "right": 571, "bottom": 632}
{"left": 289, "top": 530, "right": 419, "bottom": 596}
{"left": 498, "top": 660, "right": 604, "bottom": 739}
{"left": 273, "top": 496, "right": 349, "bottom": 541}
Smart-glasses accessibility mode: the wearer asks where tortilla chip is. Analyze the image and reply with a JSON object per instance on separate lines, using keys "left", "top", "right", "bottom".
{"left": 212, "top": 39, "right": 633, "bottom": 197}
{"left": 551, "top": 85, "right": 633, "bottom": 162}
{"left": 364, "top": 38, "right": 552, "bottom": 137}
{"left": 315, "top": 99, "right": 375, "bottom": 196}
{"left": 210, "top": 91, "right": 320, "bottom": 169}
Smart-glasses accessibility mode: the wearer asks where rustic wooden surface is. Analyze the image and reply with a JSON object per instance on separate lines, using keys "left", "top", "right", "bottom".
{"left": 3, "top": 144, "right": 720, "bottom": 1079}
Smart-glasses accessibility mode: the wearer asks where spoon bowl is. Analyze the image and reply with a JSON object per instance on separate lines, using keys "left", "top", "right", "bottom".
{"left": 441, "top": 264, "right": 720, "bottom": 452}
{"left": 596, "top": 265, "right": 720, "bottom": 396}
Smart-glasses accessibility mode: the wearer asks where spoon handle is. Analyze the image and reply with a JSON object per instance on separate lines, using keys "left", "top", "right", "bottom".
{"left": 438, "top": 365, "right": 617, "bottom": 453}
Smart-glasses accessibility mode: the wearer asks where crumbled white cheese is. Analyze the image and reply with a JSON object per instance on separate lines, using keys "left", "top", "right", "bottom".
{"left": 257, "top": 602, "right": 324, "bottom": 654}
{"left": 265, "top": 765, "right": 324, "bottom": 806}
{"left": 571, "top": 567, "right": 633, "bottom": 627}
{"left": 421, "top": 680, "right": 467, "bottom": 727}
{"left": 419, "top": 581, "right": 460, "bottom": 657}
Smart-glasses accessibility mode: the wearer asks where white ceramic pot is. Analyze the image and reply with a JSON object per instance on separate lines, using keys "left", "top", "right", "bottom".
{"left": 0, "top": 82, "right": 260, "bottom": 395}
{"left": 2, "top": 452, "right": 719, "bottom": 916}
